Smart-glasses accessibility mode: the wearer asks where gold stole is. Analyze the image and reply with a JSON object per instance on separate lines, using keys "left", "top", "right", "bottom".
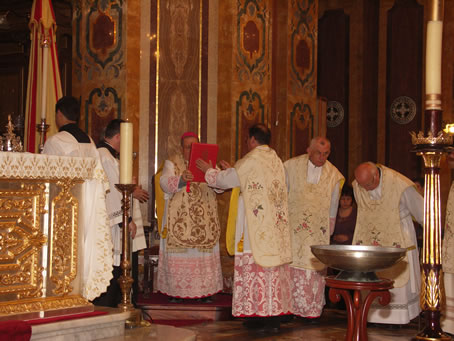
{"left": 285, "top": 155, "right": 344, "bottom": 270}
{"left": 165, "top": 153, "right": 221, "bottom": 249}
{"left": 235, "top": 146, "right": 292, "bottom": 268}
{"left": 443, "top": 182, "right": 454, "bottom": 273}
{"left": 352, "top": 165, "right": 413, "bottom": 287}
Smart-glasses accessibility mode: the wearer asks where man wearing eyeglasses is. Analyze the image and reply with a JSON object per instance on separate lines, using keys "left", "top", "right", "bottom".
{"left": 353, "top": 162, "right": 423, "bottom": 327}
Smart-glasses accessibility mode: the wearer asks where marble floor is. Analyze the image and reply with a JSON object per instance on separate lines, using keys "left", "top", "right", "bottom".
{"left": 101, "top": 309, "right": 432, "bottom": 340}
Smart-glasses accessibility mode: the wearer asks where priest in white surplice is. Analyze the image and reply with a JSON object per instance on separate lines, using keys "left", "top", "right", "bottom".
{"left": 284, "top": 137, "right": 344, "bottom": 320}
{"left": 94, "top": 119, "right": 147, "bottom": 307}
{"left": 157, "top": 132, "right": 223, "bottom": 301}
{"left": 197, "top": 124, "right": 292, "bottom": 331}
{"left": 353, "top": 162, "right": 423, "bottom": 325}
{"left": 43, "top": 96, "right": 113, "bottom": 301}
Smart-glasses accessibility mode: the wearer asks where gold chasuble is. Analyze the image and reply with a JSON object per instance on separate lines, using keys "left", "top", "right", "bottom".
{"left": 443, "top": 182, "right": 454, "bottom": 273}
{"left": 285, "top": 154, "right": 344, "bottom": 271}
{"left": 352, "top": 165, "right": 414, "bottom": 287}
{"left": 166, "top": 153, "right": 221, "bottom": 249}
{"left": 235, "top": 145, "right": 292, "bottom": 268}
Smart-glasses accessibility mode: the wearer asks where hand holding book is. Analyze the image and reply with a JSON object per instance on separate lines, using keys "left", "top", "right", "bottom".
{"left": 195, "top": 159, "right": 213, "bottom": 173}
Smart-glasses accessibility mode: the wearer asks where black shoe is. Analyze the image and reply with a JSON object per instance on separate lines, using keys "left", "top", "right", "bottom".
{"left": 199, "top": 296, "right": 213, "bottom": 303}
{"left": 299, "top": 317, "right": 320, "bottom": 325}
{"left": 168, "top": 297, "right": 183, "bottom": 303}
{"left": 265, "top": 320, "right": 280, "bottom": 333}
{"left": 243, "top": 319, "right": 266, "bottom": 330}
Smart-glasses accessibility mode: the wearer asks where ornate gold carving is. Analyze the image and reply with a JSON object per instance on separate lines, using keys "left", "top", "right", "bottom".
{"left": 0, "top": 183, "right": 46, "bottom": 298}
{"left": 410, "top": 131, "right": 452, "bottom": 145}
{"left": 50, "top": 179, "right": 78, "bottom": 296}
{"left": 426, "top": 269, "right": 440, "bottom": 309}
{"left": 0, "top": 295, "right": 90, "bottom": 315}
{"left": 421, "top": 269, "right": 444, "bottom": 311}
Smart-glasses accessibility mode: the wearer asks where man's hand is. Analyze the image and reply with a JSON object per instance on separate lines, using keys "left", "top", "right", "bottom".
{"left": 181, "top": 169, "right": 194, "bottom": 182}
{"left": 219, "top": 160, "right": 232, "bottom": 170}
{"left": 196, "top": 159, "right": 213, "bottom": 173}
{"left": 129, "top": 221, "right": 137, "bottom": 239}
{"left": 133, "top": 185, "right": 149, "bottom": 203}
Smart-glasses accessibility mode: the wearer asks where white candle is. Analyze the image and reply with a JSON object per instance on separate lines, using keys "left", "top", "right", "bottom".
{"left": 120, "top": 121, "right": 133, "bottom": 184}
{"left": 425, "top": 20, "right": 443, "bottom": 95}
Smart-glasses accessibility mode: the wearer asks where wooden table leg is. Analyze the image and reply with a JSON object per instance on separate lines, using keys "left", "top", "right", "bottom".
{"left": 360, "top": 290, "right": 391, "bottom": 341}
{"left": 329, "top": 288, "right": 355, "bottom": 341}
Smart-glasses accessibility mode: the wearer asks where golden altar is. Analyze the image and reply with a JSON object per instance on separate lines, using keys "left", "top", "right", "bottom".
{"left": 0, "top": 151, "right": 108, "bottom": 320}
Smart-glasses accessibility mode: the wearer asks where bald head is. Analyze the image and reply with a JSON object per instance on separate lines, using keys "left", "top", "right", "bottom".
{"left": 307, "top": 137, "right": 331, "bottom": 167}
{"left": 355, "top": 162, "right": 380, "bottom": 191}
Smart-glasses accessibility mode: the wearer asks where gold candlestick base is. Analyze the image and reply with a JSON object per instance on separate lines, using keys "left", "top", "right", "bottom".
{"left": 114, "top": 183, "right": 141, "bottom": 329}
{"left": 37, "top": 118, "right": 49, "bottom": 153}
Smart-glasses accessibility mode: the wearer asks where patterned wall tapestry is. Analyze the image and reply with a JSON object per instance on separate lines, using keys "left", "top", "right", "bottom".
{"left": 149, "top": 0, "right": 209, "bottom": 169}
{"left": 234, "top": 0, "right": 271, "bottom": 159}
{"left": 72, "top": 0, "right": 124, "bottom": 143}
{"left": 288, "top": 0, "right": 318, "bottom": 158}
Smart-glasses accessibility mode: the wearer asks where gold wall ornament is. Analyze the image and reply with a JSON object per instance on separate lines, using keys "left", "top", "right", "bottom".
{"left": 49, "top": 179, "right": 78, "bottom": 296}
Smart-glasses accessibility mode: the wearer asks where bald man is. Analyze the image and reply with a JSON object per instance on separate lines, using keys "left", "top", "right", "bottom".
{"left": 352, "top": 162, "right": 423, "bottom": 326}
{"left": 284, "top": 137, "right": 344, "bottom": 321}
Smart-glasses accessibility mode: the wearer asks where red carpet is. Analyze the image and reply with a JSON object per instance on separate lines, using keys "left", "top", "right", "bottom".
{"left": 0, "top": 320, "right": 31, "bottom": 341}
{"left": 137, "top": 292, "right": 232, "bottom": 307}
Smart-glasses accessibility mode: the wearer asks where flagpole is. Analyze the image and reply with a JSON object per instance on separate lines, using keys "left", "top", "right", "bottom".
{"left": 37, "top": 37, "right": 50, "bottom": 153}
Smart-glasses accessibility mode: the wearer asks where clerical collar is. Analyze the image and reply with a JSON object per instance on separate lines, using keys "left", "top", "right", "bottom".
{"left": 308, "top": 159, "right": 321, "bottom": 168}
{"left": 59, "top": 123, "right": 91, "bottom": 143}
{"left": 98, "top": 140, "right": 119, "bottom": 159}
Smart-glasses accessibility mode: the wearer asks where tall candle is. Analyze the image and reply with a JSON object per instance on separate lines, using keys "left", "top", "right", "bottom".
{"left": 425, "top": 20, "right": 443, "bottom": 95}
{"left": 120, "top": 121, "right": 133, "bottom": 184}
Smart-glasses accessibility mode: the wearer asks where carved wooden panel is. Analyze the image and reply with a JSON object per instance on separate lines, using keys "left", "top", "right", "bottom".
{"left": 318, "top": 9, "right": 349, "bottom": 176}
{"left": 385, "top": 0, "right": 423, "bottom": 180}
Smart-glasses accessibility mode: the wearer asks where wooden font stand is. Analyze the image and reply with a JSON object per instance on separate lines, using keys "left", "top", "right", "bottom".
{"left": 326, "top": 276, "right": 393, "bottom": 341}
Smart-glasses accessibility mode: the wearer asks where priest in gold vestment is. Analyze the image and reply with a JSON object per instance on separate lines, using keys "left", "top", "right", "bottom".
{"left": 197, "top": 124, "right": 292, "bottom": 331}
{"left": 353, "top": 162, "right": 423, "bottom": 325}
{"left": 284, "top": 137, "right": 344, "bottom": 319}
{"left": 157, "top": 132, "right": 223, "bottom": 300}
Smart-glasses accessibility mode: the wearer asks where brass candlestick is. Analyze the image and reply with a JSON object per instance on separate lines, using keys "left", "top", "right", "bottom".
{"left": 37, "top": 118, "right": 49, "bottom": 153}
{"left": 114, "top": 184, "right": 136, "bottom": 313}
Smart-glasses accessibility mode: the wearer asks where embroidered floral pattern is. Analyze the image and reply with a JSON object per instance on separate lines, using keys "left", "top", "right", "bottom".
{"left": 253, "top": 204, "right": 263, "bottom": 217}
{"left": 165, "top": 153, "right": 221, "bottom": 250}
{"left": 248, "top": 181, "right": 263, "bottom": 190}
